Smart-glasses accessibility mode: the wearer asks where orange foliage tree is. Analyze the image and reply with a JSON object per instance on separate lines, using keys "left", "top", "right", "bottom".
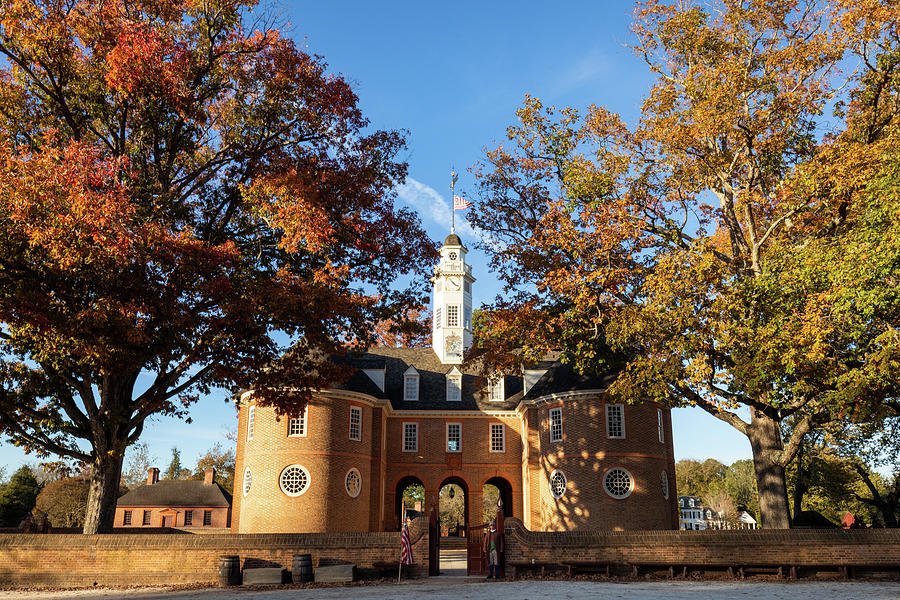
{"left": 469, "top": 0, "right": 900, "bottom": 528}
{"left": 0, "top": 0, "right": 435, "bottom": 533}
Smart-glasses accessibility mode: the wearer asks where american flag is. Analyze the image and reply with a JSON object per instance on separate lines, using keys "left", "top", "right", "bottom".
{"left": 453, "top": 195, "right": 472, "bottom": 210}
{"left": 400, "top": 521, "right": 413, "bottom": 565}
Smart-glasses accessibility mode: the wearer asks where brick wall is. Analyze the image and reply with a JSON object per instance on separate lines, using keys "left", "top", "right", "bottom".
{"left": 0, "top": 517, "right": 428, "bottom": 588}
{"left": 503, "top": 518, "right": 900, "bottom": 567}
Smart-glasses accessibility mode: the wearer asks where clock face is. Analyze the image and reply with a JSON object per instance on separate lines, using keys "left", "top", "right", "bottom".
{"left": 447, "top": 276, "right": 461, "bottom": 290}
{"left": 448, "top": 251, "right": 458, "bottom": 260}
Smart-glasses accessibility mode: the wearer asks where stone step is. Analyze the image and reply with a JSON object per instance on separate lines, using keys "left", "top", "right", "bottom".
{"left": 242, "top": 567, "right": 285, "bottom": 586}
{"left": 314, "top": 563, "right": 356, "bottom": 583}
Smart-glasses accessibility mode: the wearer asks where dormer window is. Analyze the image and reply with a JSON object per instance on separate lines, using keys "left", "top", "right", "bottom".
{"left": 489, "top": 375, "right": 504, "bottom": 402}
{"left": 447, "top": 368, "right": 462, "bottom": 402}
{"left": 403, "top": 367, "right": 419, "bottom": 402}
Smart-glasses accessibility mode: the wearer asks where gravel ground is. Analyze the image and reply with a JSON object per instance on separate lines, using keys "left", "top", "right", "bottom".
{"left": 0, "top": 579, "right": 897, "bottom": 600}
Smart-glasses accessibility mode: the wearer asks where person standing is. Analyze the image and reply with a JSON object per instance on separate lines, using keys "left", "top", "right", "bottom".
{"left": 483, "top": 520, "right": 503, "bottom": 579}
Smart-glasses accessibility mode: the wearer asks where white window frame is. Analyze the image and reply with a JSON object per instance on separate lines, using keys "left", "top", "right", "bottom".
{"left": 446, "top": 422, "right": 462, "bottom": 453}
{"left": 447, "top": 369, "right": 462, "bottom": 402}
{"left": 490, "top": 375, "right": 504, "bottom": 402}
{"left": 288, "top": 407, "right": 307, "bottom": 437}
{"left": 403, "top": 422, "right": 418, "bottom": 452}
{"left": 247, "top": 405, "right": 255, "bottom": 441}
{"left": 606, "top": 403, "right": 625, "bottom": 439}
{"left": 403, "top": 367, "right": 419, "bottom": 402}
{"left": 549, "top": 407, "right": 563, "bottom": 443}
{"left": 490, "top": 423, "right": 506, "bottom": 453}
{"left": 435, "top": 307, "right": 442, "bottom": 329}
{"left": 602, "top": 466, "right": 635, "bottom": 499}
{"left": 349, "top": 406, "right": 362, "bottom": 441}
{"left": 243, "top": 468, "right": 252, "bottom": 497}
{"left": 447, "top": 304, "right": 460, "bottom": 327}
{"left": 549, "top": 469, "right": 567, "bottom": 499}
{"left": 345, "top": 468, "right": 362, "bottom": 498}
{"left": 658, "top": 408, "right": 664, "bottom": 443}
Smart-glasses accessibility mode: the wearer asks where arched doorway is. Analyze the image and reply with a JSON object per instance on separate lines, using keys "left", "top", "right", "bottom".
{"left": 395, "top": 476, "right": 425, "bottom": 530}
{"left": 483, "top": 476, "right": 513, "bottom": 522}
{"left": 438, "top": 477, "right": 468, "bottom": 537}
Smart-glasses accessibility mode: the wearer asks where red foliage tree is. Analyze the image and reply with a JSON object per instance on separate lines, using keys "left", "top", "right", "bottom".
{"left": 0, "top": 0, "right": 435, "bottom": 533}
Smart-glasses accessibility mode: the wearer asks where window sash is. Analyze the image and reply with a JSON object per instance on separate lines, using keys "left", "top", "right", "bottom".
{"left": 142, "top": 510, "right": 151, "bottom": 526}
{"left": 658, "top": 408, "right": 664, "bottom": 443}
{"left": 349, "top": 406, "right": 362, "bottom": 441}
{"left": 184, "top": 510, "right": 193, "bottom": 526}
{"left": 404, "top": 375, "right": 419, "bottom": 401}
{"left": 288, "top": 409, "right": 306, "bottom": 437}
{"left": 446, "top": 423, "right": 461, "bottom": 452}
{"left": 247, "top": 405, "right": 255, "bottom": 441}
{"left": 606, "top": 404, "right": 625, "bottom": 438}
{"left": 403, "top": 422, "right": 418, "bottom": 452}
{"left": 435, "top": 307, "right": 442, "bottom": 329}
{"left": 123, "top": 511, "right": 132, "bottom": 526}
{"left": 549, "top": 407, "right": 563, "bottom": 442}
{"left": 203, "top": 510, "right": 212, "bottom": 526}
{"left": 490, "top": 423, "right": 505, "bottom": 452}
{"left": 490, "top": 377, "right": 504, "bottom": 402}
{"left": 447, "top": 375, "right": 461, "bottom": 401}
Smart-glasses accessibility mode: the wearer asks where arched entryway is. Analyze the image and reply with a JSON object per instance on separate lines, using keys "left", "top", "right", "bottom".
{"left": 482, "top": 476, "right": 513, "bottom": 522}
{"left": 438, "top": 477, "right": 469, "bottom": 537}
{"left": 395, "top": 476, "right": 425, "bottom": 529}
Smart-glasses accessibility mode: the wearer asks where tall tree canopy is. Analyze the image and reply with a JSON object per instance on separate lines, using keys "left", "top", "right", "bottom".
{"left": 0, "top": 0, "right": 434, "bottom": 533}
{"left": 469, "top": 0, "right": 900, "bottom": 528}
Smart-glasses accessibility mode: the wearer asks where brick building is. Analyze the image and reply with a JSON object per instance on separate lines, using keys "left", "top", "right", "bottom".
{"left": 232, "top": 232, "right": 677, "bottom": 533}
{"left": 114, "top": 467, "right": 232, "bottom": 530}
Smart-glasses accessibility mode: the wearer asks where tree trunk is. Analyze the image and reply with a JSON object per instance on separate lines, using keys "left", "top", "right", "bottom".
{"left": 747, "top": 409, "right": 792, "bottom": 529}
{"left": 792, "top": 442, "right": 808, "bottom": 520}
{"left": 82, "top": 450, "right": 125, "bottom": 534}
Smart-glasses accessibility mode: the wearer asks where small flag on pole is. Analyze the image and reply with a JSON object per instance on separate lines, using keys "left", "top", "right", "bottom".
{"left": 453, "top": 195, "right": 472, "bottom": 210}
{"left": 400, "top": 520, "right": 413, "bottom": 565}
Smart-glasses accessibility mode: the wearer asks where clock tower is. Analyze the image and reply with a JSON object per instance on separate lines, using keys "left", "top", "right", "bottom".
{"left": 432, "top": 232, "right": 475, "bottom": 364}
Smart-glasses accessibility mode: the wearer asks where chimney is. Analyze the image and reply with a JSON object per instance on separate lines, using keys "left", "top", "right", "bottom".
{"left": 147, "top": 467, "right": 160, "bottom": 485}
{"left": 204, "top": 467, "right": 216, "bottom": 485}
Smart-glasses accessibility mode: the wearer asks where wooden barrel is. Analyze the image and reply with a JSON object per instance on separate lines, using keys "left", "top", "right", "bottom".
{"left": 218, "top": 555, "right": 241, "bottom": 587}
{"left": 292, "top": 554, "right": 313, "bottom": 583}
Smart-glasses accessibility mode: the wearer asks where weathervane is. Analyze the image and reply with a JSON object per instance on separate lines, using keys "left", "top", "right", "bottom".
{"left": 450, "top": 170, "right": 458, "bottom": 234}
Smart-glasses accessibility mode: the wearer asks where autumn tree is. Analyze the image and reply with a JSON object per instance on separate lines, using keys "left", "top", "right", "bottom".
{"left": 469, "top": 0, "right": 900, "bottom": 528}
{"left": 33, "top": 476, "right": 92, "bottom": 529}
{"left": 121, "top": 442, "right": 156, "bottom": 489}
{"left": 0, "top": 0, "right": 434, "bottom": 533}
{"left": 192, "top": 442, "right": 235, "bottom": 493}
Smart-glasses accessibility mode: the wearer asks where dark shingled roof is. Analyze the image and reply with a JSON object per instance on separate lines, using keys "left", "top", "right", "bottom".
{"left": 337, "top": 348, "right": 523, "bottom": 411}
{"left": 117, "top": 480, "right": 232, "bottom": 508}
{"left": 521, "top": 359, "right": 617, "bottom": 401}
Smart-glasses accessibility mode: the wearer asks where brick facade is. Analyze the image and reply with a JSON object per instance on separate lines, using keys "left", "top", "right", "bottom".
{"left": 232, "top": 389, "right": 677, "bottom": 533}
{"left": 0, "top": 518, "right": 428, "bottom": 587}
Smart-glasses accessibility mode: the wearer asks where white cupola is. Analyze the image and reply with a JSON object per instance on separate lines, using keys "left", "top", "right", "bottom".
{"left": 432, "top": 232, "right": 475, "bottom": 364}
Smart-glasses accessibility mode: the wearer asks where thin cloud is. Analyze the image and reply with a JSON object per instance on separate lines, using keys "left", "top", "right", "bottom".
{"left": 397, "top": 178, "right": 483, "bottom": 243}
{"left": 552, "top": 47, "right": 611, "bottom": 97}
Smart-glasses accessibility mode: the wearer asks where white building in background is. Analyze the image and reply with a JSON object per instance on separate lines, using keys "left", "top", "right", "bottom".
{"left": 678, "top": 496, "right": 757, "bottom": 530}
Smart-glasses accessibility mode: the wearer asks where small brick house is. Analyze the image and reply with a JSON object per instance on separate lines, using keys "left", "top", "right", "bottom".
{"left": 232, "top": 231, "right": 678, "bottom": 533}
{"left": 114, "top": 467, "right": 232, "bottom": 529}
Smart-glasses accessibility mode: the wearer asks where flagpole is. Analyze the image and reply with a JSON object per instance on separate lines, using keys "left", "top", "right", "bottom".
{"left": 398, "top": 506, "right": 406, "bottom": 583}
{"left": 450, "top": 170, "right": 457, "bottom": 234}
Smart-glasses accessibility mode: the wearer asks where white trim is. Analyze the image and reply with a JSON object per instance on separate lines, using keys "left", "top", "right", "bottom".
{"left": 243, "top": 467, "right": 252, "bottom": 497}
{"left": 660, "top": 470, "right": 669, "bottom": 500}
{"left": 345, "top": 468, "right": 362, "bottom": 498}
{"left": 489, "top": 375, "right": 505, "bottom": 402}
{"left": 247, "top": 405, "right": 255, "bottom": 441}
{"left": 279, "top": 464, "right": 311, "bottom": 497}
{"left": 549, "top": 407, "right": 563, "bottom": 443}
{"left": 549, "top": 469, "right": 567, "bottom": 499}
{"left": 403, "top": 367, "right": 419, "bottom": 402}
{"left": 446, "top": 422, "right": 462, "bottom": 453}
{"left": 606, "top": 403, "right": 626, "bottom": 439}
{"left": 402, "top": 422, "right": 418, "bottom": 452}
{"left": 602, "top": 466, "right": 634, "bottom": 499}
{"left": 446, "top": 367, "right": 462, "bottom": 402}
{"left": 657, "top": 408, "right": 664, "bottom": 443}
{"left": 490, "top": 423, "right": 506, "bottom": 453}
{"left": 349, "top": 405, "right": 362, "bottom": 441}
{"left": 288, "top": 407, "right": 307, "bottom": 437}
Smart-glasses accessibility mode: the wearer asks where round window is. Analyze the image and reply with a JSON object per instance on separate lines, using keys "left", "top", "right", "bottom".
{"left": 660, "top": 470, "right": 669, "bottom": 500}
{"left": 603, "top": 467, "right": 634, "bottom": 499}
{"left": 449, "top": 251, "right": 458, "bottom": 260}
{"left": 345, "top": 468, "right": 362, "bottom": 498}
{"left": 549, "top": 470, "right": 567, "bottom": 499}
{"left": 243, "top": 468, "right": 252, "bottom": 497}
{"left": 279, "top": 464, "right": 310, "bottom": 497}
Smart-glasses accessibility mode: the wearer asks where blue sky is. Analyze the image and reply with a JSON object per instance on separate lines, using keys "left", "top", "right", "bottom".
{"left": 0, "top": 1, "right": 753, "bottom": 476}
